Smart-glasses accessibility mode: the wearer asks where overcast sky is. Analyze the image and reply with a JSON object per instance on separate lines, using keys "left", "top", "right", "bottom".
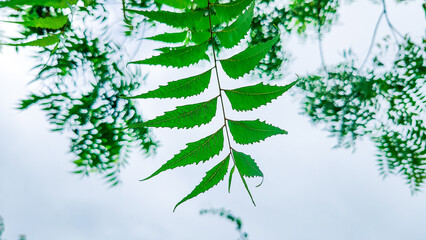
{"left": 1, "top": 1, "right": 425, "bottom": 240}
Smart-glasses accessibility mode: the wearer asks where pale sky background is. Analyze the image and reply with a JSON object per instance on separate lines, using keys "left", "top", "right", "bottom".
{"left": 0, "top": 1, "right": 425, "bottom": 240}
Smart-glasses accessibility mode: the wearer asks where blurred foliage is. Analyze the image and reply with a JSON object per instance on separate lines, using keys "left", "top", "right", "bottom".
{"left": 298, "top": 37, "right": 426, "bottom": 191}
{"left": 0, "top": 216, "right": 25, "bottom": 240}
{"left": 200, "top": 208, "right": 249, "bottom": 240}
{"left": 2, "top": 0, "right": 157, "bottom": 185}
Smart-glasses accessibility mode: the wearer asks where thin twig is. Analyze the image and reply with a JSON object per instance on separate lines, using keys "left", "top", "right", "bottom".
{"left": 381, "top": 0, "right": 404, "bottom": 43}
{"left": 359, "top": 11, "right": 384, "bottom": 71}
{"left": 316, "top": 0, "right": 328, "bottom": 74}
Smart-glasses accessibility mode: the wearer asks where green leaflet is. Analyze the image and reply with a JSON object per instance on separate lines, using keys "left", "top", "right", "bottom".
{"left": 174, "top": 155, "right": 230, "bottom": 211}
{"left": 0, "top": 0, "right": 78, "bottom": 8}
{"left": 233, "top": 149, "right": 263, "bottom": 204}
{"left": 129, "top": 42, "right": 209, "bottom": 68}
{"left": 191, "top": 30, "right": 212, "bottom": 44}
{"left": 146, "top": 32, "right": 188, "bottom": 43}
{"left": 154, "top": 0, "right": 191, "bottom": 9}
{"left": 127, "top": 9, "right": 205, "bottom": 29}
{"left": 228, "top": 165, "right": 235, "bottom": 193}
{"left": 193, "top": 0, "right": 210, "bottom": 8}
{"left": 131, "top": 97, "right": 218, "bottom": 129}
{"left": 216, "top": 2, "right": 254, "bottom": 48}
{"left": 232, "top": 150, "right": 263, "bottom": 179}
{"left": 220, "top": 35, "right": 279, "bottom": 79}
{"left": 2, "top": 34, "right": 60, "bottom": 47}
{"left": 142, "top": 128, "right": 225, "bottom": 181}
{"left": 129, "top": 69, "right": 212, "bottom": 99}
{"left": 6, "top": 16, "right": 68, "bottom": 30}
{"left": 213, "top": 0, "right": 253, "bottom": 23}
{"left": 224, "top": 81, "right": 297, "bottom": 111}
{"left": 228, "top": 119, "right": 287, "bottom": 144}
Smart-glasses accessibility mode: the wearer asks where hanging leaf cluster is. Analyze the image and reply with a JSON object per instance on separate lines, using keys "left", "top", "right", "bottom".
{"left": 128, "top": 0, "right": 296, "bottom": 210}
{"left": 298, "top": 36, "right": 426, "bottom": 192}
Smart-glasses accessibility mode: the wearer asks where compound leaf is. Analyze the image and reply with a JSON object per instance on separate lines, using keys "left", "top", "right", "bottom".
{"left": 129, "top": 42, "right": 209, "bottom": 68}
{"left": 174, "top": 155, "right": 230, "bottom": 211}
{"left": 216, "top": 2, "right": 254, "bottom": 48}
{"left": 129, "top": 69, "right": 212, "bottom": 99}
{"left": 224, "top": 81, "right": 297, "bottom": 111}
{"left": 142, "top": 128, "right": 224, "bottom": 181}
{"left": 213, "top": 0, "right": 253, "bottom": 23}
{"left": 220, "top": 35, "right": 279, "bottom": 79}
{"left": 228, "top": 119, "right": 287, "bottom": 144}
{"left": 131, "top": 97, "right": 218, "bottom": 129}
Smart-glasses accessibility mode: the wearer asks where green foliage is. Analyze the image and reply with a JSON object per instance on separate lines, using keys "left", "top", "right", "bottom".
{"left": 298, "top": 37, "right": 426, "bottom": 191}
{"left": 129, "top": 0, "right": 296, "bottom": 209}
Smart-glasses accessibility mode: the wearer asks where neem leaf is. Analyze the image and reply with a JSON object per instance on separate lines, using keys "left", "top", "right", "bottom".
{"left": 126, "top": 9, "right": 204, "bottom": 29}
{"left": 129, "top": 42, "right": 209, "bottom": 68}
{"left": 6, "top": 15, "right": 68, "bottom": 30}
{"left": 220, "top": 35, "right": 279, "bottom": 79}
{"left": 232, "top": 149, "right": 263, "bottom": 204}
{"left": 146, "top": 32, "right": 188, "bottom": 43}
{"left": 228, "top": 119, "right": 287, "bottom": 144}
{"left": 2, "top": 34, "right": 60, "bottom": 47}
{"left": 0, "top": 0, "right": 78, "bottom": 8}
{"left": 154, "top": 0, "right": 191, "bottom": 9}
{"left": 216, "top": 2, "right": 254, "bottom": 48}
{"left": 213, "top": 0, "right": 253, "bottom": 23}
{"left": 142, "top": 128, "right": 224, "bottom": 181}
{"left": 224, "top": 81, "right": 297, "bottom": 111}
{"left": 130, "top": 97, "right": 218, "bottom": 129}
{"left": 174, "top": 155, "right": 230, "bottom": 211}
{"left": 129, "top": 69, "right": 212, "bottom": 99}
{"left": 232, "top": 149, "right": 263, "bottom": 179}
